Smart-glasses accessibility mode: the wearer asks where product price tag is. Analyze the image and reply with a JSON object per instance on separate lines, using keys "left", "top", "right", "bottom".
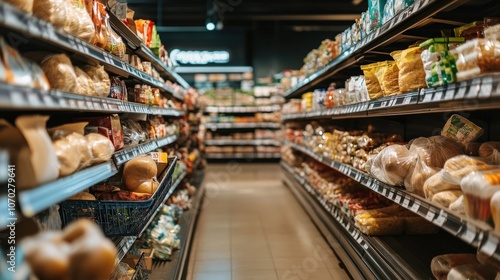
{"left": 421, "top": 89, "right": 433, "bottom": 103}
{"left": 425, "top": 209, "right": 436, "bottom": 221}
{"left": 380, "top": 101, "right": 387, "bottom": 108}
{"left": 403, "top": 96, "right": 412, "bottom": 105}
{"left": 435, "top": 210, "right": 447, "bottom": 227}
{"left": 10, "top": 91, "right": 25, "bottom": 106}
{"left": 466, "top": 78, "right": 481, "bottom": 99}
{"left": 382, "top": 188, "right": 387, "bottom": 196}
{"left": 480, "top": 234, "right": 498, "bottom": 257}
{"left": 402, "top": 196, "right": 410, "bottom": 208}
{"left": 394, "top": 194, "right": 401, "bottom": 204}
{"left": 444, "top": 84, "right": 456, "bottom": 100}
{"left": 460, "top": 223, "right": 477, "bottom": 244}
{"left": 388, "top": 191, "right": 395, "bottom": 200}
{"left": 42, "top": 95, "right": 56, "bottom": 107}
{"left": 479, "top": 76, "right": 493, "bottom": 99}
{"left": 455, "top": 81, "right": 468, "bottom": 99}
{"left": 368, "top": 103, "right": 375, "bottom": 110}
{"left": 433, "top": 90, "right": 443, "bottom": 101}
{"left": 27, "top": 93, "right": 42, "bottom": 107}
{"left": 411, "top": 200, "right": 421, "bottom": 212}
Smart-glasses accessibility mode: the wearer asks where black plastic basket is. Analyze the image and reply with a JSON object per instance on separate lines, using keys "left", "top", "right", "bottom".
{"left": 59, "top": 157, "right": 177, "bottom": 236}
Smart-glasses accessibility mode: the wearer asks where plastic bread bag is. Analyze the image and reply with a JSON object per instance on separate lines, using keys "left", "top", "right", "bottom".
{"left": 40, "top": 53, "right": 78, "bottom": 93}
{"left": 74, "top": 66, "right": 95, "bottom": 96}
{"left": 68, "top": 0, "right": 95, "bottom": 43}
{"left": 0, "top": 116, "right": 59, "bottom": 189}
{"left": 431, "top": 254, "right": 479, "bottom": 280}
{"left": 404, "top": 154, "right": 440, "bottom": 197}
{"left": 49, "top": 122, "right": 93, "bottom": 172}
{"left": 361, "top": 63, "right": 384, "bottom": 100}
{"left": 431, "top": 190, "right": 463, "bottom": 208}
{"left": 4, "top": 0, "right": 34, "bottom": 14}
{"left": 25, "top": 60, "right": 50, "bottom": 91}
{"left": 33, "top": 0, "right": 70, "bottom": 31}
{"left": 367, "top": 144, "right": 416, "bottom": 186}
{"left": 392, "top": 47, "right": 427, "bottom": 93}
{"left": 104, "top": 12, "right": 126, "bottom": 58}
{"left": 380, "top": 60, "right": 400, "bottom": 96}
{"left": 423, "top": 169, "right": 462, "bottom": 200}
{"left": 449, "top": 195, "right": 466, "bottom": 215}
{"left": 460, "top": 169, "right": 500, "bottom": 223}
{"left": 479, "top": 142, "right": 500, "bottom": 165}
{"left": 0, "top": 38, "right": 33, "bottom": 87}
{"left": 89, "top": 1, "right": 108, "bottom": 49}
{"left": 82, "top": 65, "right": 110, "bottom": 98}
{"left": 441, "top": 114, "right": 484, "bottom": 145}
{"left": 408, "top": 136, "right": 464, "bottom": 169}
{"left": 52, "top": 134, "right": 83, "bottom": 176}
{"left": 85, "top": 133, "right": 115, "bottom": 164}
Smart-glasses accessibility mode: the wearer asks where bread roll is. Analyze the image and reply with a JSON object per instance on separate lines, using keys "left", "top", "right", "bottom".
{"left": 123, "top": 155, "right": 158, "bottom": 194}
{"left": 74, "top": 66, "right": 95, "bottom": 96}
{"left": 409, "top": 136, "right": 464, "bottom": 169}
{"left": 53, "top": 137, "right": 81, "bottom": 177}
{"left": 40, "top": 54, "right": 78, "bottom": 93}
{"left": 86, "top": 133, "right": 115, "bottom": 164}
{"left": 67, "top": 192, "right": 96, "bottom": 201}
{"left": 405, "top": 154, "right": 439, "bottom": 197}
{"left": 423, "top": 170, "right": 461, "bottom": 199}
{"left": 368, "top": 144, "right": 416, "bottom": 186}
{"left": 431, "top": 190, "right": 463, "bottom": 208}
{"left": 479, "top": 142, "right": 500, "bottom": 165}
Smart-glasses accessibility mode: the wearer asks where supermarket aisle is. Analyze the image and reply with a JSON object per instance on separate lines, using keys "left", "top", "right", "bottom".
{"left": 186, "top": 163, "right": 349, "bottom": 280}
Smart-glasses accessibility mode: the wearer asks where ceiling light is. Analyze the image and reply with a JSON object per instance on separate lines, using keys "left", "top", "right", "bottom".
{"left": 206, "top": 22, "right": 215, "bottom": 31}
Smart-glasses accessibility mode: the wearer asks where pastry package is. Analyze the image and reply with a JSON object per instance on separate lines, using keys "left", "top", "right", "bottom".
{"left": 405, "top": 154, "right": 439, "bottom": 197}
{"left": 431, "top": 190, "right": 463, "bottom": 208}
{"left": 25, "top": 61, "right": 51, "bottom": 91}
{"left": 443, "top": 155, "right": 493, "bottom": 182}
{"left": 392, "top": 47, "right": 427, "bottom": 93}
{"left": 33, "top": 0, "right": 94, "bottom": 42}
{"left": 420, "top": 38, "right": 464, "bottom": 87}
{"left": 361, "top": 62, "right": 384, "bottom": 100}
{"left": 380, "top": 60, "right": 400, "bottom": 96}
{"left": 89, "top": 1, "right": 108, "bottom": 49}
{"left": 454, "top": 38, "right": 500, "bottom": 81}
{"left": 449, "top": 195, "right": 466, "bottom": 215}
{"left": 85, "top": 133, "right": 115, "bottom": 164}
{"left": 4, "top": 0, "right": 34, "bottom": 14}
{"left": 479, "top": 142, "right": 500, "bottom": 165}
{"left": 103, "top": 11, "right": 126, "bottom": 58}
{"left": 82, "top": 65, "right": 110, "bottom": 98}
{"left": 76, "top": 114, "right": 124, "bottom": 150}
{"left": 74, "top": 66, "right": 95, "bottom": 96}
{"left": 423, "top": 170, "right": 462, "bottom": 200}
{"left": 408, "top": 136, "right": 464, "bottom": 169}
{"left": 0, "top": 116, "right": 59, "bottom": 189}
{"left": 0, "top": 38, "right": 33, "bottom": 87}
{"left": 354, "top": 207, "right": 405, "bottom": 235}
{"left": 441, "top": 114, "right": 484, "bottom": 145}
{"left": 367, "top": 144, "right": 416, "bottom": 186}
{"left": 431, "top": 254, "right": 479, "bottom": 280}
{"left": 40, "top": 54, "right": 78, "bottom": 93}
{"left": 461, "top": 169, "right": 500, "bottom": 224}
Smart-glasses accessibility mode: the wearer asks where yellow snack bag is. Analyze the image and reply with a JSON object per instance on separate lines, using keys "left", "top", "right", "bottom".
{"left": 392, "top": 47, "right": 427, "bottom": 93}
{"left": 381, "top": 60, "right": 400, "bottom": 96}
{"left": 361, "top": 62, "right": 384, "bottom": 100}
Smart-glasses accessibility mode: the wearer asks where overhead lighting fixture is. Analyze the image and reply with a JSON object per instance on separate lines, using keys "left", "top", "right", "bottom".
{"left": 206, "top": 21, "right": 216, "bottom": 31}
{"left": 352, "top": 0, "right": 363, "bottom": 5}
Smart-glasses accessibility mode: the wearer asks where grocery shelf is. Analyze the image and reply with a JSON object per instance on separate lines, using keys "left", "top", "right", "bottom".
{"left": 283, "top": 0, "right": 478, "bottom": 98}
{"left": 204, "top": 153, "right": 281, "bottom": 159}
{"left": 149, "top": 174, "right": 205, "bottom": 280}
{"left": 282, "top": 75, "right": 500, "bottom": 121}
{"left": 18, "top": 161, "right": 118, "bottom": 217}
{"left": 203, "top": 122, "right": 281, "bottom": 130}
{"left": 0, "top": 3, "right": 180, "bottom": 99}
{"left": 114, "top": 168, "right": 187, "bottom": 264}
{"left": 108, "top": 12, "right": 190, "bottom": 91}
{"left": 281, "top": 161, "right": 476, "bottom": 280}
{"left": 0, "top": 83, "right": 185, "bottom": 116}
{"left": 114, "top": 135, "right": 178, "bottom": 166}
{"left": 204, "top": 139, "right": 281, "bottom": 146}
{"left": 284, "top": 141, "right": 500, "bottom": 264}
{"left": 204, "top": 105, "right": 281, "bottom": 113}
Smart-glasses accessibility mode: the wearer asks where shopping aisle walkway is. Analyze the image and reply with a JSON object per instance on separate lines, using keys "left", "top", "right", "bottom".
{"left": 186, "top": 163, "right": 350, "bottom": 280}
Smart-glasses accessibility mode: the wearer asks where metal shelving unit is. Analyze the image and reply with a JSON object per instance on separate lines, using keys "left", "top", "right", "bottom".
{"left": 282, "top": 0, "right": 482, "bottom": 98}
{"left": 114, "top": 135, "right": 178, "bottom": 166}
{"left": 284, "top": 141, "right": 500, "bottom": 264}
{"left": 205, "top": 152, "right": 281, "bottom": 159}
{"left": 0, "top": 83, "right": 185, "bottom": 116}
{"left": 282, "top": 75, "right": 500, "bottom": 121}
{"left": 204, "top": 105, "right": 281, "bottom": 113}
{"left": 281, "top": 161, "right": 475, "bottom": 280}
{"left": 204, "top": 122, "right": 281, "bottom": 130}
{"left": 204, "top": 139, "right": 280, "bottom": 146}
{"left": 0, "top": 3, "right": 187, "bottom": 101}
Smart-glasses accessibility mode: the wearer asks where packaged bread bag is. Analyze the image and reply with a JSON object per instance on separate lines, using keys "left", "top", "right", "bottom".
{"left": 392, "top": 47, "right": 427, "bottom": 93}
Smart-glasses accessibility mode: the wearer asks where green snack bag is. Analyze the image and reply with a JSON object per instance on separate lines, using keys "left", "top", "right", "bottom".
{"left": 368, "top": 0, "right": 387, "bottom": 32}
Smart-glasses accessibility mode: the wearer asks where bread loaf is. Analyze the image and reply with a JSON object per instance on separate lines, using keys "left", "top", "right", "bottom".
{"left": 40, "top": 54, "right": 78, "bottom": 93}
{"left": 123, "top": 155, "right": 158, "bottom": 194}
{"left": 423, "top": 170, "right": 461, "bottom": 199}
{"left": 409, "top": 136, "right": 464, "bottom": 169}
{"left": 479, "top": 142, "right": 500, "bottom": 165}
{"left": 431, "top": 190, "right": 463, "bottom": 208}
{"left": 86, "top": 133, "right": 115, "bottom": 164}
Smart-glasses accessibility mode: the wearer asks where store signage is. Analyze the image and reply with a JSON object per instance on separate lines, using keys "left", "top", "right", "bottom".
{"left": 170, "top": 49, "right": 230, "bottom": 65}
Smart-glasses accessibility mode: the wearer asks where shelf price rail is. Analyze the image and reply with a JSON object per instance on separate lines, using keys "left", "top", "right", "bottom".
{"left": 284, "top": 141, "right": 500, "bottom": 265}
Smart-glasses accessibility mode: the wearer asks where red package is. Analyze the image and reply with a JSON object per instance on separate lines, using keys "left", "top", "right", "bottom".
{"left": 76, "top": 114, "right": 124, "bottom": 150}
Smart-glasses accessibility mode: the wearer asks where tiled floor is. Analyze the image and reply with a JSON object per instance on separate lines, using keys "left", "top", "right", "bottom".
{"left": 186, "top": 163, "right": 350, "bottom": 280}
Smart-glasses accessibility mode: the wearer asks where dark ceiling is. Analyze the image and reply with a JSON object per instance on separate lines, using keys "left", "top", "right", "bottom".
{"left": 127, "top": 0, "right": 367, "bottom": 32}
